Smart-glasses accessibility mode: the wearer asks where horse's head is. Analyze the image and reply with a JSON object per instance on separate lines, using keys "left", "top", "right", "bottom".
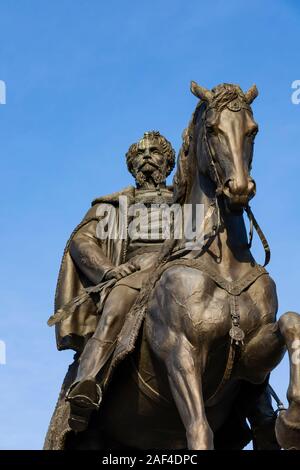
{"left": 190, "top": 81, "right": 258, "bottom": 211}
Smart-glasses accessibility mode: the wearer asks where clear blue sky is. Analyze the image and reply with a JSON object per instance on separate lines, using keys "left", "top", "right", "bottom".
{"left": 0, "top": 0, "right": 299, "bottom": 449}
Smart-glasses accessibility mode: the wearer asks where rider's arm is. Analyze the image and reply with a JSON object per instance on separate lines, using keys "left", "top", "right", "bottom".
{"left": 69, "top": 220, "right": 114, "bottom": 285}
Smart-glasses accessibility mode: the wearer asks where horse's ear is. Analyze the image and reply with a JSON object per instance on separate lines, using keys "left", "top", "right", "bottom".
{"left": 244, "top": 84, "right": 258, "bottom": 104}
{"left": 190, "top": 81, "right": 212, "bottom": 102}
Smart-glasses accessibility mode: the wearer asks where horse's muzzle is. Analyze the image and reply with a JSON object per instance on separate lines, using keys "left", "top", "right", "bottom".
{"left": 222, "top": 178, "right": 256, "bottom": 209}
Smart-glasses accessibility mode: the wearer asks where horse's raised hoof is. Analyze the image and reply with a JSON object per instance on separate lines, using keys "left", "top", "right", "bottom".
{"left": 275, "top": 406, "right": 300, "bottom": 450}
{"left": 66, "top": 379, "right": 102, "bottom": 433}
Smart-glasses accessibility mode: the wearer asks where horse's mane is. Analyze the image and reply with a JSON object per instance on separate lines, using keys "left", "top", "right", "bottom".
{"left": 172, "top": 102, "right": 203, "bottom": 204}
{"left": 173, "top": 83, "right": 249, "bottom": 204}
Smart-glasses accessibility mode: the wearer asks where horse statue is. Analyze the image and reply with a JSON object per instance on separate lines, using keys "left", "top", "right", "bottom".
{"left": 45, "top": 82, "right": 300, "bottom": 451}
{"left": 143, "top": 82, "right": 300, "bottom": 450}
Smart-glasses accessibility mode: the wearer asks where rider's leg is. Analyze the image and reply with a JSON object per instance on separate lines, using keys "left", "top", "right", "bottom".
{"left": 76, "top": 285, "right": 139, "bottom": 382}
{"left": 239, "top": 379, "right": 281, "bottom": 449}
{"left": 66, "top": 285, "right": 138, "bottom": 431}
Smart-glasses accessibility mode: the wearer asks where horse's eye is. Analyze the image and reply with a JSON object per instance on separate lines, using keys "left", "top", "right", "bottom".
{"left": 246, "top": 126, "right": 258, "bottom": 138}
{"left": 206, "top": 124, "right": 217, "bottom": 134}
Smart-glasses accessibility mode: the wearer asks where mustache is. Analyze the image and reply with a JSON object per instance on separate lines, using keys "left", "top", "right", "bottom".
{"left": 138, "top": 161, "right": 159, "bottom": 171}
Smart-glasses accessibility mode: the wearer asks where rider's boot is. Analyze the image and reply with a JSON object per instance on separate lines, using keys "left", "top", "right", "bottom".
{"left": 66, "top": 337, "right": 116, "bottom": 432}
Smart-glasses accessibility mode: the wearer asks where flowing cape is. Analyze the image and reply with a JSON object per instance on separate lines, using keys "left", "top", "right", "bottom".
{"left": 52, "top": 186, "right": 135, "bottom": 352}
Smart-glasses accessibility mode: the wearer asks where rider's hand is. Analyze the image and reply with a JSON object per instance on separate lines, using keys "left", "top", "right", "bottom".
{"left": 105, "top": 261, "right": 140, "bottom": 281}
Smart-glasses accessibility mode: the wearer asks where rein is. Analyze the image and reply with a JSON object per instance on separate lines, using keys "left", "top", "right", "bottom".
{"left": 245, "top": 205, "right": 271, "bottom": 267}
{"left": 202, "top": 106, "right": 271, "bottom": 267}
{"left": 202, "top": 109, "right": 224, "bottom": 196}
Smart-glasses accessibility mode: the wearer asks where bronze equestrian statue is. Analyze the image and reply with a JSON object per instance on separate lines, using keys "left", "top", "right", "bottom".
{"left": 45, "top": 85, "right": 300, "bottom": 450}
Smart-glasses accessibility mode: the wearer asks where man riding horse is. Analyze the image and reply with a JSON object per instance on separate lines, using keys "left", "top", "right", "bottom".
{"left": 45, "top": 126, "right": 281, "bottom": 450}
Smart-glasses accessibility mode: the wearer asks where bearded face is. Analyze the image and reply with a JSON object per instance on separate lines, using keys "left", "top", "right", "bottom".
{"left": 131, "top": 138, "right": 169, "bottom": 188}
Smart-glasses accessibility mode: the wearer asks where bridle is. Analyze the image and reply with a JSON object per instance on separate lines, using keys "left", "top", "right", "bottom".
{"left": 201, "top": 104, "right": 271, "bottom": 267}
{"left": 202, "top": 106, "right": 224, "bottom": 197}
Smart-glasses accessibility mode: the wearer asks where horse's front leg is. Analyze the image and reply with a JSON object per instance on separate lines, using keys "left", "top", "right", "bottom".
{"left": 146, "top": 267, "right": 215, "bottom": 450}
{"left": 276, "top": 311, "right": 300, "bottom": 450}
{"left": 164, "top": 334, "right": 213, "bottom": 449}
{"left": 167, "top": 338, "right": 213, "bottom": 449}
{"left": 236, "top": 311, "right": 300, "bottom": 449}
{"left": 147, "top": 321, "right": 213, "bottom": 449}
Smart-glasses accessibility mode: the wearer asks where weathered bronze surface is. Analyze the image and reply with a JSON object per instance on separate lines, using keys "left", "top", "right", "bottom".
{"left": 44, "top": 84, "right": 300, "bottom": 450}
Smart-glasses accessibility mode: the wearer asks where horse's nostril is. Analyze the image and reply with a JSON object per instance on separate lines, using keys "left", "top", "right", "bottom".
{"left": 248, "top": 180, "right": 256, "bottom": 193}
{"left": 226, "top": 179, "right": 242, "bottom": 194}
{"left": 224, "top": 178, "right": 256, "bottom": 197}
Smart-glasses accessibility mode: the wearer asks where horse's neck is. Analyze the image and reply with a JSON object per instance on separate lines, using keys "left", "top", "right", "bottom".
{"left": 187, "top": 173, "right": 254, "bottom": 281}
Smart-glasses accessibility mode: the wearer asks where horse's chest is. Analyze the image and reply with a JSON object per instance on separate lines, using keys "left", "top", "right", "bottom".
{"left": 184, "top": 273, "right": 277, "bottom": 339}
{"left": 239, "top": 275, "right": 277, "bottom": 333}
{"left": 183, "top": 277, "right": 230, "bottom": 338}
